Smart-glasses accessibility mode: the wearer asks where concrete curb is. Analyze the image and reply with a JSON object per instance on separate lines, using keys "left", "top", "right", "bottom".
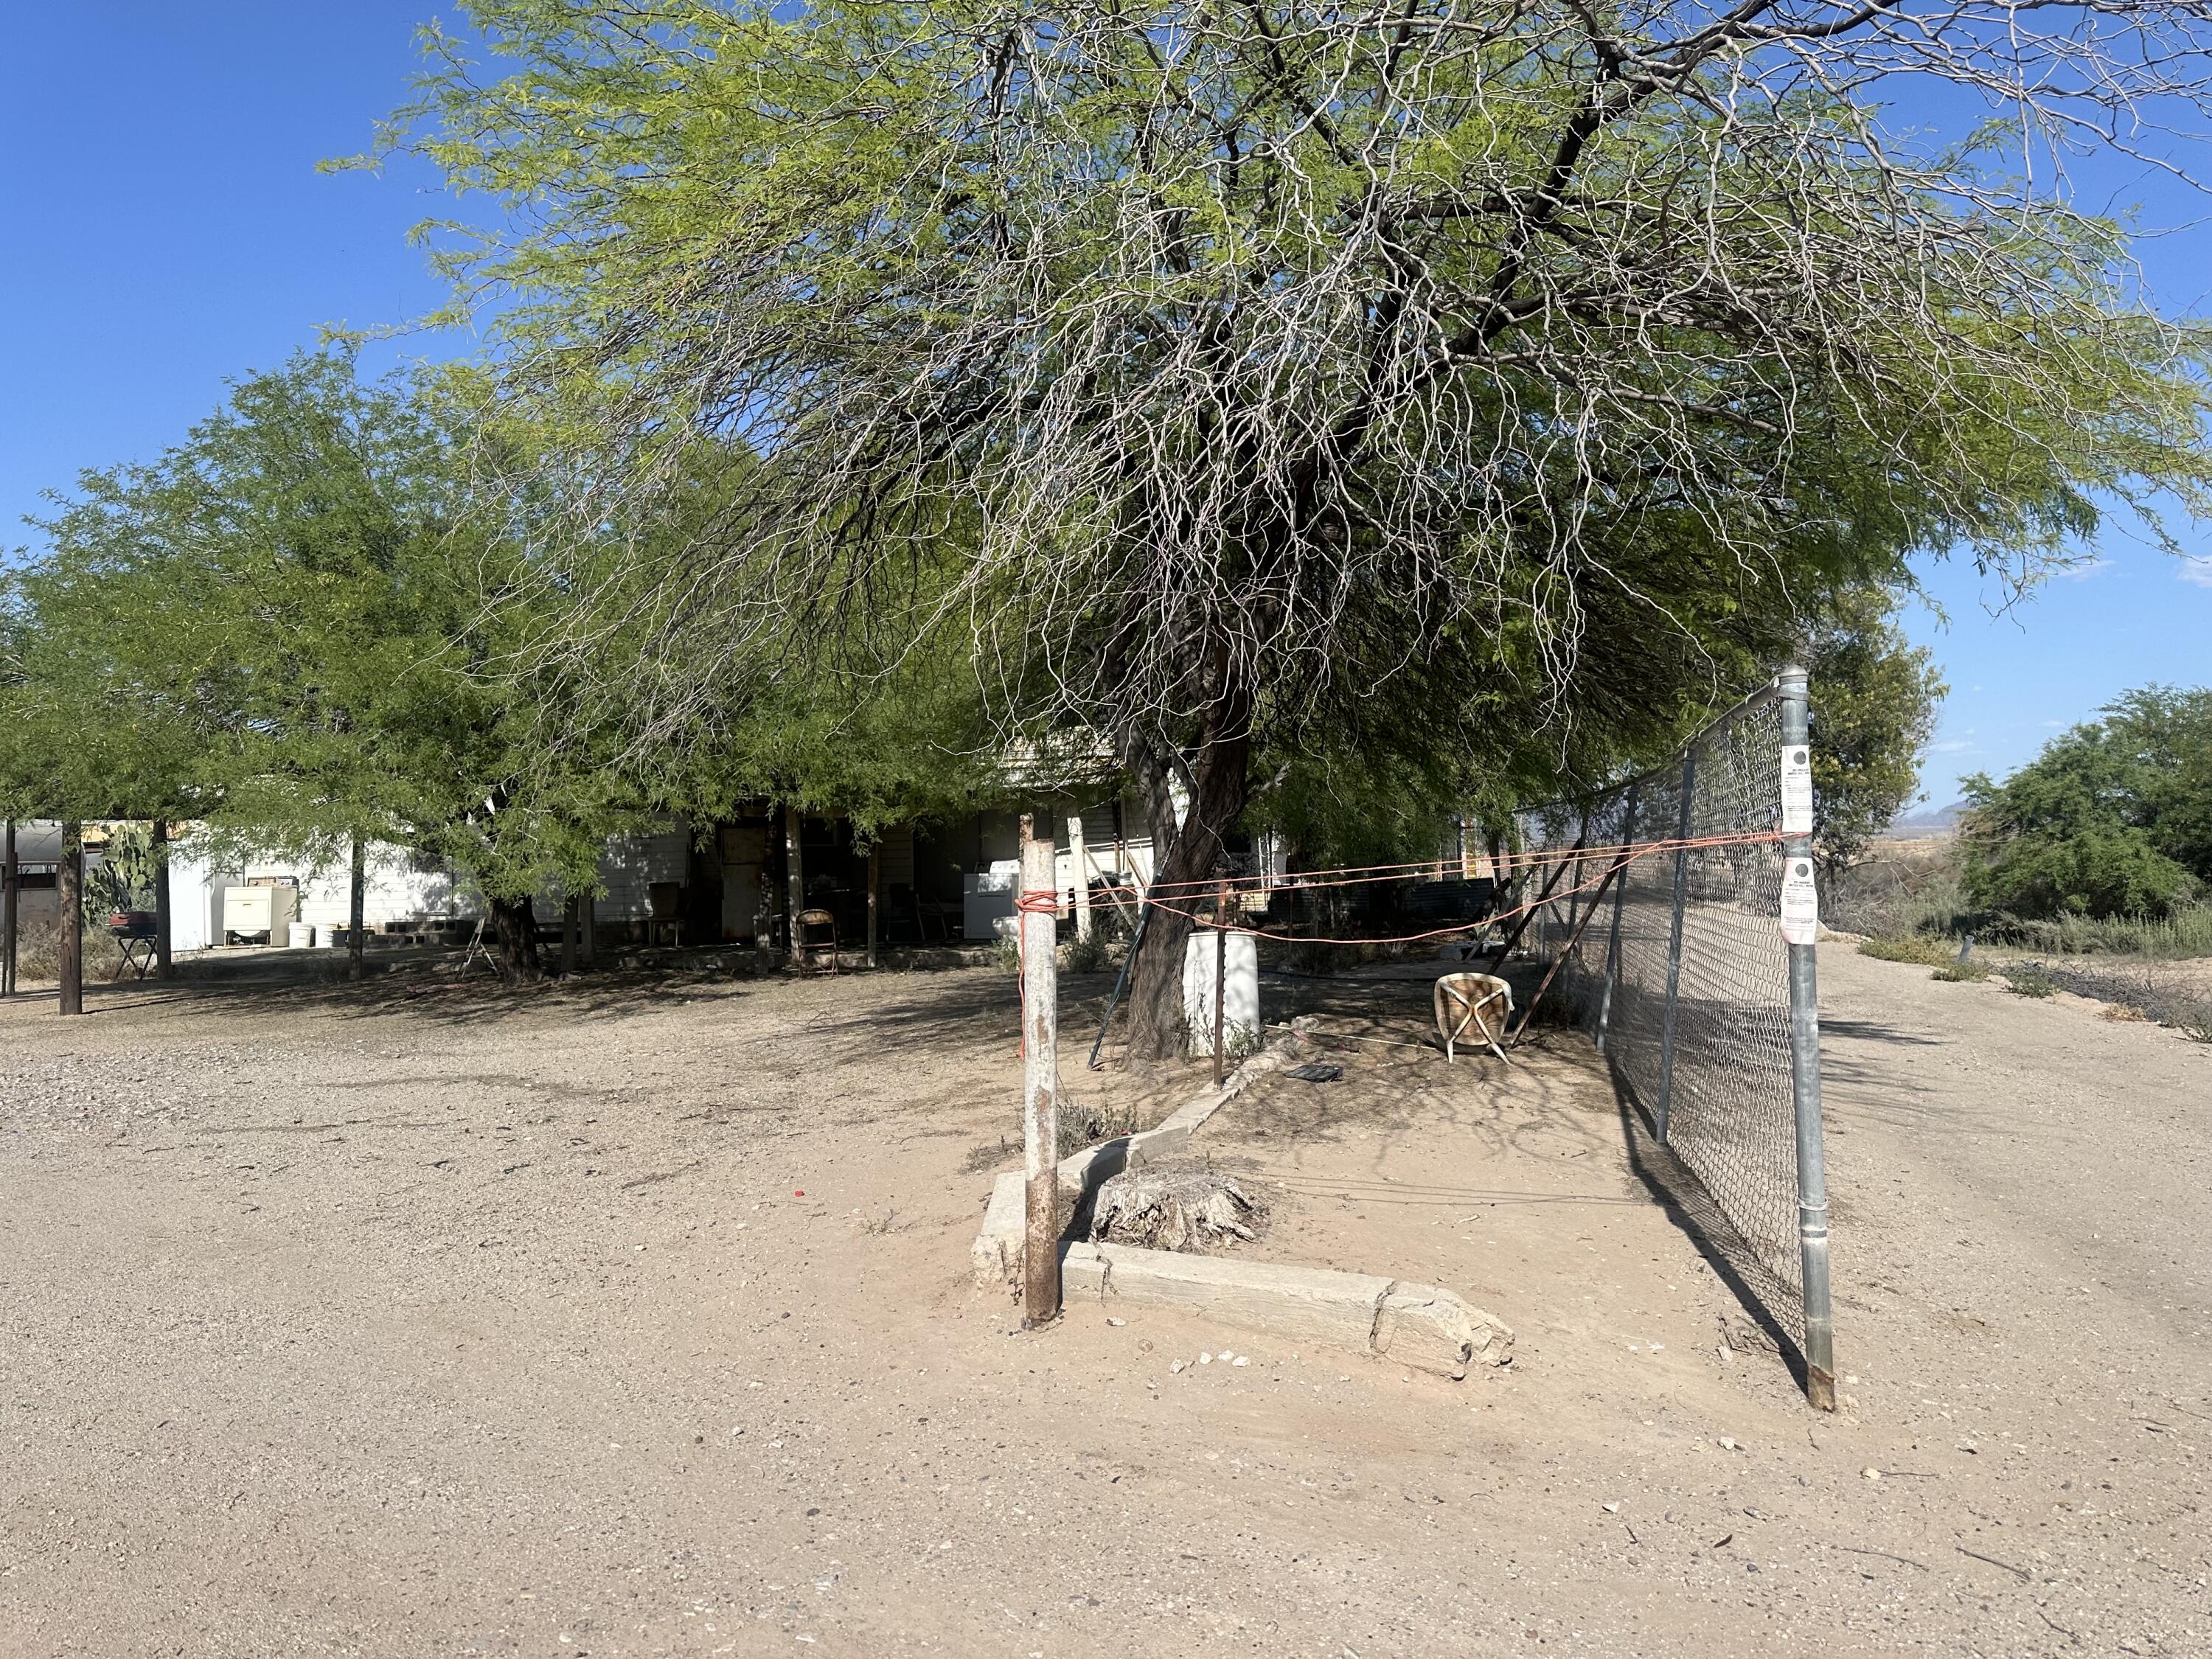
{"left": 967, "top": 1019, "right": 1515, "bottom": 1379}
{"left": 972, "top": 1030, "right": 1312, "bottom": 1287}
{"left": 1062, "top": 1244, "right": 1513, "bottom": 1380}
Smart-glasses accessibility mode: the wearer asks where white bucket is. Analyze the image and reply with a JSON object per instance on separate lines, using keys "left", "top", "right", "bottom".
{"left": 287, "top": 922, "right": 314, "bottom": 950}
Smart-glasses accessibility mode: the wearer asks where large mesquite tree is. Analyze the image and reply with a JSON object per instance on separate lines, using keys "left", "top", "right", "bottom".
{"left": 383, "top": 0, "right": 2211, "bottom": 1054}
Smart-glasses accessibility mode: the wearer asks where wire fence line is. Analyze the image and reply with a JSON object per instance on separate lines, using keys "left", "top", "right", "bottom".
{"left": 1515, "top": 671, "right": 1837, "bottom": 1405}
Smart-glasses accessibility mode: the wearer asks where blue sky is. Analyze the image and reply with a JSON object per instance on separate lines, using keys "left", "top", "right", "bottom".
{"left": 2, "top": 4, "right": 2206, "bottom": 807}
{"left": 0, "top": 4, "right": 460, "bottom": 540}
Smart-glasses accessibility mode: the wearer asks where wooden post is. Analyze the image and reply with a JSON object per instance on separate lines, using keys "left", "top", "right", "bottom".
{"left": 784, "top": 802, "right": 806, "bottom": 970}
{"left": 1068, "top": 814, "right": 1093, "bottom": 939}
{"left": 580, "top": 887, "right": 597, "bottom": 967}
{"left": 1212, "top": 879, "right": 1229, "bottom": 1087}
{"left": 2, "top": 818, "right": 17, "bottom": 998}
{"left": 348, "top": 834, "right": 367, "bottom": 983}
{"left": 865, "top": 840, "right": 880, "bottom": 969}
{"left": 58, "top": 821, "right": 83, "bottom": 1017}
{"left": 562, "top": 893, "right": 580, "bottom": 976}
{"left": 152, "top": 818, "right": 173, "bottom": 978}
{"left": 1020, "top": 825, "right": 1061, "bottom": 1324}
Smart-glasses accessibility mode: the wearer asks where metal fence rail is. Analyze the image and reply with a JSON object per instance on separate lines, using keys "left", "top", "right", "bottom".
{"left": 1517, "top": 668, "right": 1836, "bottom": 1408}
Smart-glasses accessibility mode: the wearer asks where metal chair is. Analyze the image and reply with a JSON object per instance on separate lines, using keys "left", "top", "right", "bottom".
{"left": 796, "top": 907, "right": 841, "bottom": 974}
{"left": 647, "top": 881, "right": 684, "bottom": 947}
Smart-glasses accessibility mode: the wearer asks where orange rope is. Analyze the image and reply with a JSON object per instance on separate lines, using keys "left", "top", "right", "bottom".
{"left": 1127, "top": 830, "right": 1776, "bottom": 900}
{"left": 1014, "top": 886, "right": 1062, "bottom": 1057}
{"left": 1132, "top": 830, "right": 1784, "bottom": 947}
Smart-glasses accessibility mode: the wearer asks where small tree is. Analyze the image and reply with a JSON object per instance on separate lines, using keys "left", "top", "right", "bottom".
{"left": 1806, "top": 592, "right": 1948, "bottom": 877}
{"left": 10, "top": 355, "right": 642, "bottom": 984}
{"left": 1962, "top": 686, "right": 2212, "bottom": 919}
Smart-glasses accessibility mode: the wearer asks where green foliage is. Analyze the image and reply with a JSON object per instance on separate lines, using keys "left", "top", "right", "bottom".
{"left": 1961, "top": 686, "right": 2212, "bottom": 919}
{"left": 0, "top": 355, "right": 647, "bottom": 905}
{"left": 83, "top": 824, "right": 159, "bottom": 923}
{"left": 2004, "top": 965, "right": 2059, "bottom": 998}
{"left": 1806, "top": 591, "right": 1947, "bottom": 874}
{"left": 1059, "top": 929, "right": 1114, "bottom": 976}
{"left": 1930, "top": 959, "right": 1991, "bottom": 983}
{"left": 366, "top": 0, "right": 2212, "bottom": 837}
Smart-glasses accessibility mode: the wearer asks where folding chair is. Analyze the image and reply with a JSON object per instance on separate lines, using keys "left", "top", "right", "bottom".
{"left": 796, "top": 907, "right": 841, "bottom": 975}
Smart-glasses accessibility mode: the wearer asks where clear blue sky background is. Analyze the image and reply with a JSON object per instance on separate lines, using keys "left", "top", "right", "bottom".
{"left": 3, "top": 4, "right": 2207, "bottom": 808}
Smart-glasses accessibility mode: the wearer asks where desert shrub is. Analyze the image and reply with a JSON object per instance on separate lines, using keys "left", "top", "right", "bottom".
{"left": 1930, "top": 959, "right": 1990, "bottom": 983}
{"left": 1972, "top": 902, "right": 2212, "bottom": 959}
{"left": 10, "top": 917, "right": 128, "bottom": 984}
{"left": 2004, "top": 964, "right": 2059, "bottom": 998}
{"left": 1054, "top": 1097, "right": 1140, "bottom": 1161}
{"left": 2171, "top": 997, "right": 2212, "bottom": 1045}
{"left": 1823, "top": 844, "right": 1972, "bottom": 941}
{"left": 1858, "top": 934, "right": 1956, "bottom": 967}
{"left": 1058, "top": 929, "right": 1114, "bottom": 975}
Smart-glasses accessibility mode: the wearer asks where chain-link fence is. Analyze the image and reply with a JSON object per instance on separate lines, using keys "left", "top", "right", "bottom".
{"left": 1515, "top": 676, "right": 1834, "bottom": 1398}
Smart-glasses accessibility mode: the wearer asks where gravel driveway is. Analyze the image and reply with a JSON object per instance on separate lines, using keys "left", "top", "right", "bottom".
{"left": 1, "top": 945, "right": 2205, "bottom": 1656}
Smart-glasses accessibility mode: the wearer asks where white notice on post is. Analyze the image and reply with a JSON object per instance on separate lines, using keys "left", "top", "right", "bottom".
{"left": 1780, "top": 857, "right": 1819, "bottom": 945}
{"left": 1780, "top": 745, "right": 1814, "bottom": 837}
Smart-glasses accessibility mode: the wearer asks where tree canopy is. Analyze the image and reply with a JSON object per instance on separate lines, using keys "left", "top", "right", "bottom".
{"left": 375, "top": 0, "right": 2212, "bottom": 1051}
{"left": 1962, "top": 686, "right": 2212, "bottom": 919}
{"left": 0, "top": 356, "right": 649, "bottom": 973}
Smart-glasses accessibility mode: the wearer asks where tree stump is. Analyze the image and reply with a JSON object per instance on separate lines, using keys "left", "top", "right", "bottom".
{"left": 1090, "top": 1167, "right": 1265, "bottom": 1253}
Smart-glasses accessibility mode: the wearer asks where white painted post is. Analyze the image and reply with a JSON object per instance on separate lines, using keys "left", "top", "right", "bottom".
{"left": 1, "top": 818, "right": 15, "bottom": 997}
{"left": 1020, "top": 827, "right": 1061, "bottom": 1324}
{"left": 1068, "top": 814, "right": 1093, "bottom": 939}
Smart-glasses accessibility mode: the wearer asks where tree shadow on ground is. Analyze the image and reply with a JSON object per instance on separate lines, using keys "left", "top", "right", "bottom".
{"left": 36, "top": 946, "right": 1031, "bottom": 1035}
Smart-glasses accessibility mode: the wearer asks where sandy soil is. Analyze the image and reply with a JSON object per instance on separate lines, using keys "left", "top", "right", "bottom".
{"left": 1, "top": 944, "right": 2208, "bottom": 1657}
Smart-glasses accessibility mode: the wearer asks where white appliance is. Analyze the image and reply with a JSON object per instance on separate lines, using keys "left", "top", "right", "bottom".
{"left": 962, "top": 859, "right": 1019, "bottom": 940}
{"left": 223, "top": 884, "right": 299, "bottom": 945}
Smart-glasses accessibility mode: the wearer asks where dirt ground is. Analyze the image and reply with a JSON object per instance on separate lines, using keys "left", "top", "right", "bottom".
{"left": 1, "top": 943, "right": 2207, "bottom": 1657}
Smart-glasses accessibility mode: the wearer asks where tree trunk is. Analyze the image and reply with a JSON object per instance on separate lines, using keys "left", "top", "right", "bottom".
{"left": 784, "top": 802, "right": 805, "bottom": 970}
{"left": 349, "top": 835, "right": 367, "bottom": 983}
{"left": 58, "top": 821, "right": 83, "bottom": 1017}
{"left": 1121, "top": 715, "right": 1252, "bottom": 1065}
{"left": 490, "top": 894, "right": 543, "bottom": 984}
{"left": 865, "top": 841, "right": 879, "bottom": 969}
{"left": 153, "top": 818, "right": 173, "bottom": 978}
{"left": 562, "top": 893, "right": 580, "bottom": 975}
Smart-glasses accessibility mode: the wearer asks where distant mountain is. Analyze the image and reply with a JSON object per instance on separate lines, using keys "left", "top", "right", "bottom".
{"left": 1884, "top": 801, "right": 1966, "bottom": 838}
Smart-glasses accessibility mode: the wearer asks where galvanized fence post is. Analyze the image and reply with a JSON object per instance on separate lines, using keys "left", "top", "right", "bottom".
{"left": 1653, "top": 750, "right": 1697, "bottom": 1143}
{"left": 1778, "top": 664, "right": 1837, "bottom": 1411}
{"left": 1596, "top": 785, "right": 1638, "bottom": 1054}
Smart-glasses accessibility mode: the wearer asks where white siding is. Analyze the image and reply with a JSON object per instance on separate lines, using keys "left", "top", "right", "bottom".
{"left": 592, "top": 818, "right": 691, "bottom": 921}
